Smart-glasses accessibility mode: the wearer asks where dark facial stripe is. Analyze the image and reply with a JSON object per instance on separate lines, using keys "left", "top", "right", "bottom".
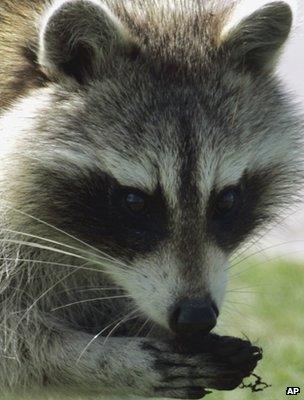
{"left": 31, "top": 168, "right": 169, "bottom": 261}
{"left": 206, "top": 167, "right": 287, "bottom": 251}
{"left": 175, "top": 115, "right": 205, "bottom": 280}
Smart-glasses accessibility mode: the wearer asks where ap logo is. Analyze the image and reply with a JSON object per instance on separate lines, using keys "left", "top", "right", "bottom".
{"left": 286, "top": 387, "right": 300, "bottom": 395}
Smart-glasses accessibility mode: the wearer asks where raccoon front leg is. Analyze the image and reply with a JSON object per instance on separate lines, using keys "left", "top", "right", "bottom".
{"left": 42, "top": 331, "right": 208, "bottom": 398}
{"left": 41, "top": 331, "right": 261, "bottom": 398}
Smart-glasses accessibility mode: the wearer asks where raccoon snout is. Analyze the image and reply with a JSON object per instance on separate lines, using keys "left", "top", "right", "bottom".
{"left": 169, "top": 298, "right": 219, "bottom": 336}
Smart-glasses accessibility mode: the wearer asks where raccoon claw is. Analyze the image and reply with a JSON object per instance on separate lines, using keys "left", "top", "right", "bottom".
{"left": 194, "top": 334, "right": 263, "bottom": 391}
{"left": 212, "top": 335, "right": 262, "bottom": 373}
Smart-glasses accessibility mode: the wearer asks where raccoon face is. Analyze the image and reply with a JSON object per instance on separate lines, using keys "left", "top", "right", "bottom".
{"left": 5, "top": 0, "right": 300, "bottom": 334}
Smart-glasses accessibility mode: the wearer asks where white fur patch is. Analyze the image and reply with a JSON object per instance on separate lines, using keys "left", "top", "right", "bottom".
{"left": 0, "top": 89, "right": 54, "bottom": 161}
{"left": 206, "top": 245, "right": 228, "bottom": 311}
{"left": 115, "top": 246, "right": 228, "bottom": 330}
{"left": 200, "top": 128, "right": 296, "bottom": 195}
{"left": 214, "top": 153, "right": 248, "bottom": 191}
{"left": 0, "top": 88, "right": 159, "bottom": 193}
{"left": 158, "top": 151, "right": 180, "bottom": 208}
{"left": 96, "top": 149, "right": 158, "bottom": 192}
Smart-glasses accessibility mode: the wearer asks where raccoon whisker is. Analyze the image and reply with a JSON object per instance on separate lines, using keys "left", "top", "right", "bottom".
{"left": 229, "top": 248, "right": 304, "bottom": 281}
{"left": 76, "top": 317, "right": 123, "bottom": 363}
{"left": 219, "top": 304, "right": 236, "bottom": 317}
{"left": 51, "top": 295, "right": 132, "bottom": 312}
{"left": 230, "top": 240, "right": 264, "bottom": 269}
{"left": 224, "top": 258, "right": 266, "bottom": 283}
{"left": 221, "top": 303, "right": 252, "bottom": 321}
{"left": 230, "top": 238, "right": 263, "bottom": 264}
{"left": 227, "top": 289, "right": 261, "bottom": 295}
{"left": 76, "top": 322, "right": 118, "bottom": 364}
{"left": 230, "top": 205, "right": 301, "bottom": 264}
{"left": 0, "top": 285, "right": 36, "bottom": 300}
{"left": 231, "top": 207, "right": 298, "bottom": 261}
{"left": 1, "top": 202, "right": 127, "bottom": 267}
{"left": 76, "top": 309, "right": 139, "bottom": 363}
{"left": 0, "top": 238, "right": 98, "bottom": 262}
{"left": 134, "top": 317, "right": 150, "bottom": 338}
{"left": 0, "top": 257, "right": 107, "bottom": 275}
{"left": 228, "top": 283, "right": 269, "bottom": 291}
{"left": 144, "top": 321, "right": 155, "bottom": 339}
{"left": 227, "top": 284, "right": 268, "bottom": 294}
{"left": 102, "top": 310, "right": 140, "bottom": 346}
{"left": 1, "top": 228, "right": 127, "bottom": 268}
{"left": 227, "top": 240, "right": 304, "bottom": 273}
{"left": 228, "top": 264, "right": 259, "bottom": 281}
{"left": 55, "top": 286, "right": 123, "bottom": 294}
{"left": 0, "top": 239, "right": 126, "bottom": 274}
{"left": 225, "top": 300, "right": 254, "bottom": 308}
{"left": 7, "top": 267, "right": 82, "bottom": 348}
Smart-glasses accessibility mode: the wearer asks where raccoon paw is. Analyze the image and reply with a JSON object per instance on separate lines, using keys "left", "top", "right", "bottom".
{"left": 141, "top": 334, "right": 262, "bottom": 396}
{"left": 141, "top": 339, "right": 212, "bottom": 398}
{"left": 175, "top": 333, "right": 263, "bottom": 391}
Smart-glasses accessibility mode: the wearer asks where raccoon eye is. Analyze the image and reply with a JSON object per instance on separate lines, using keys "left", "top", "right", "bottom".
{"left": 215, "top": 187, "right": 239, "bottom": 216}
{"left": 125, "top": 192, "right": 147, "bottom": 214}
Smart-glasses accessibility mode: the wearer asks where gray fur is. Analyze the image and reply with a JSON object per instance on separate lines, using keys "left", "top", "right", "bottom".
{"left": 39, "top": 0, "right": 137, "bottom": 82}
{"left": 0, "top": 0, "right": 302, "bottom": 397}
{"left": 221, "top": 1, "right": 293, "bottom": 70}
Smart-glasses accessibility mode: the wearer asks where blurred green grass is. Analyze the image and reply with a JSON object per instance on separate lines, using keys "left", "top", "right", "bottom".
{"left": 209, "top": 257, "right": 304, "bottom": 400}
{"left": 3, "top": 258, "right": 304, "bottom": 400}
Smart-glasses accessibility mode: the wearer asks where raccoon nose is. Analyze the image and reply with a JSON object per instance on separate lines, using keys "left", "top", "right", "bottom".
{"left": 169, "top": 298, "right": 219, "bottom": 336}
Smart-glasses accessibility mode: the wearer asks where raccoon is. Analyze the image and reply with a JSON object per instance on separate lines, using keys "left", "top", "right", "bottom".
{"left": 0, "top": 0, "right": 302, "bottom": 398}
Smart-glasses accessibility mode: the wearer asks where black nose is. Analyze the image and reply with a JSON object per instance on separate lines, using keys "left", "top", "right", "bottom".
{"left": 169, "top": 298, "right": 219, "bottom": 336}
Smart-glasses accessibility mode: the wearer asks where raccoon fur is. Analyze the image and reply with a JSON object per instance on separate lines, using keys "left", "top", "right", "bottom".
{"left": 0, "top": 0, "right": 302, "bottom": 398}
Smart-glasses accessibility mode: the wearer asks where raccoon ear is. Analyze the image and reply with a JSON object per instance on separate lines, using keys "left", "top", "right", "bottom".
{"left": 38, "top": 0, "right": 136, "bottom": 84}
{"left": 220, "top": 1, "right": 293, "bottom": 72}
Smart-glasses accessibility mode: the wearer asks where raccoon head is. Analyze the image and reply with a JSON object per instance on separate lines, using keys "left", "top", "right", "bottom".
{"left": 4, "top": 0, "right": 301, "bottom": 336}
